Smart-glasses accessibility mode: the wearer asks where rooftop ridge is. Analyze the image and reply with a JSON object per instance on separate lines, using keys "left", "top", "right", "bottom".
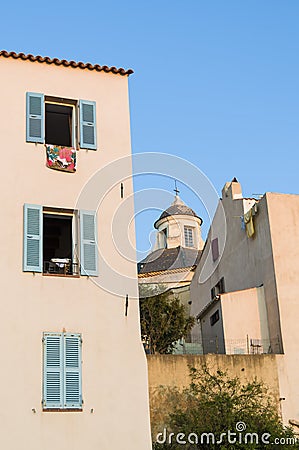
{"left": 0, "top": 50, "right": 134, "bottom": 76}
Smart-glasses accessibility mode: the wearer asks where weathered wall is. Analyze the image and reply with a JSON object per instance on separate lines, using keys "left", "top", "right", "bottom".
{"left": 266, "top": 193, "right": 299, "bottom": 425}
{"left": 147, "top": 354, "right": 282, "bottom": 440}
{"left": 147, "top": 354, "right": 280, "bottom": 395}
{"left": 190, "top": 181, "right": 281, "bottom": 348}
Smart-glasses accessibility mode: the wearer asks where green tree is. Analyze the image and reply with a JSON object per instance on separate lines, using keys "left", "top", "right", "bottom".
{"left": 139, "top": 287, "right": 195, "bottom": 354}
{"left": 152, "top": 365, "right": 298, "bottom": 449}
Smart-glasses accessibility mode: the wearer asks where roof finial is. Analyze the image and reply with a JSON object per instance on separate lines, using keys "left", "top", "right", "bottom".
{"left": 174, "top": 180, "right": 180, "bottom": 196}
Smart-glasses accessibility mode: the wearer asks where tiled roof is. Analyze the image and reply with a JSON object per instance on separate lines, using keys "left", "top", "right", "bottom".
{"left": 154, "top": 195, "right": 202, "bottom": 228}
{"left": 0, "top": 50, "right": 134, "bottom": 76}
{"left": 138, "top": 246, "right": 202, "bottom": 274}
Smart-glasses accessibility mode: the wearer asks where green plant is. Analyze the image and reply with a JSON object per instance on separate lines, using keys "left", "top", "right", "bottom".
{"left": 139, "top": 288, "right": 195, "bottom": 354}
{"left": 152, "top": 365, "right": 298, "bottom": 449}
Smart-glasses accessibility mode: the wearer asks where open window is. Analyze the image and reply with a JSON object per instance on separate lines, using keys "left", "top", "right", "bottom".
{"left": 211, "top": 277, "right": 225, "bottom": 300}
{"left": 45, "top": 103, "right": 74, "bottom": 147}
{"left": 43, "top": 211, "right": 78, "bottom": 275}
{"left": 23, "top": 204, "right": 98, "bottom": 277}
{"left": 26, "top": 93, "right": 97, "bottom": 150}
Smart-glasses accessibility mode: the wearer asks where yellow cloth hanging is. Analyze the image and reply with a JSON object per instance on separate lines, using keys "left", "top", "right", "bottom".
{"left": 244, "top": 209, "right": 255, "bottom": 238}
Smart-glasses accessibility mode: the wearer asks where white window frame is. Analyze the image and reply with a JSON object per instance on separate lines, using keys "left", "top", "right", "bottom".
{"left": 184, "top": 226, "right": 194, "bottom": 248}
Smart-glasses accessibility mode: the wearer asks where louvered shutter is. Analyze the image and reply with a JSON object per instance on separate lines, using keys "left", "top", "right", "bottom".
{"left": 79, "top": 100, "right": 97, "bottom": 150}
{"left": 80, "top": 210, "right": 98, "bottom": 276}
{"left": 64, "top": 334, "right": 82, "bottom": 408}
{"left": 26, "top": 92, "right": 44, "bottom": 143}
{"left": 23, "top": 204, "right": 43, "bottom": 272}
{"left": 43, "top": 333, "right": 63, "bottom": 409}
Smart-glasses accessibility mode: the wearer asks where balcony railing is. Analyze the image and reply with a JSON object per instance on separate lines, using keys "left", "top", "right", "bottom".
{"left": 43, "top": 259, "right": 79, "bottom": 276}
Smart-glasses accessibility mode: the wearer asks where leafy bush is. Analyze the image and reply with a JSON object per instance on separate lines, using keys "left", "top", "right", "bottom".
{"left": 151, "top": 365, "right": 298, "bottom": 449}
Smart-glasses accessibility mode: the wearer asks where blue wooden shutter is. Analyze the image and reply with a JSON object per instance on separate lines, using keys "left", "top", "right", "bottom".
{"left": 64, "top": 334, "right": 82, "bottom": 408}
{"left": 79, "top": 100, "right": 97, "bottom": 150}
{"left": 43, "top": 333, "right": 63, "bottom": 409}
{"left": 23, "top": 204, "right": 43, "bottom": 272}
{"left": 80, "top": 210, "right": 98, "bottom": 276}
{"left": 26, "top": 92, "right": 44, "bottom": 143}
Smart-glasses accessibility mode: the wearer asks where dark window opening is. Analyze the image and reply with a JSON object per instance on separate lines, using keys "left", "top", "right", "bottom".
{"left": 45, "top": 103, "right": 73, "bottom": 147}
{"left": 43, "top": 214, "right": 73, "bottom": 275}
{"left": 210, "top": 310, "right": 220, "bottom": 326}
{"left": 162, "top": 228, "right": 168, "bottom": 248}
{"left": 211, "top": 277, "right": 225, "bottom": 300}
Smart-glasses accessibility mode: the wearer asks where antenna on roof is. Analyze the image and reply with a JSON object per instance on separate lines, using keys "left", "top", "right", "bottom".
{"left": 174, "top": 180, "right": 180, "bottom": 196}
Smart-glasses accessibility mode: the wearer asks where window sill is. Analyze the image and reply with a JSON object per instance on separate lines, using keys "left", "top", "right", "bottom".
{"left": 43, "top": 273, "right": 80, "bottom": 278}
{"left": 43, "top": 408, "right": 83, "bottom": 412}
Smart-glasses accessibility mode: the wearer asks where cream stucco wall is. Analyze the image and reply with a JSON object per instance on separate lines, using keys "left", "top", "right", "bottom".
{"left": 221, "top": 287, "right": 270, "bottom": 354}
{"left": 0, "top": 57, "right": 151, "bottom": 450}
{"left": 265, "top": 193, "right": 299, "bottom": 424}
{"left": 155, "top": 215, "right": 204, "bottom": 251}
{"left": 190, "top": 181, "right": 281, "bottom": 350}
{"left": 190, "top": 180, "right": 299, "bottom": 425}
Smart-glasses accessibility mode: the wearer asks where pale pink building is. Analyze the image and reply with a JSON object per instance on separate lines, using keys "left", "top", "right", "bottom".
{"left": 0, "top": 50, "right": 151, "bottom": 450}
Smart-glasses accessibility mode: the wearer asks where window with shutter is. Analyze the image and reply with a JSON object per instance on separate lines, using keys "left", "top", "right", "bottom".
{"left": 43, "top": 333, "right": 63, "bottom": 409}
{"left": 26, "top": 93, "right": 44, "bottom": 143}
{"left": 26, "top": 93, "right": 97, "bottom": 150}
{"left": 43, "top": 332, "right": 82, "bottom": 410}
{"left": 23, "top": 204, "right": 43, "bottom": 272}
{"left": 211, "top": 237, "right": 219, "bottom": 261}
{"left": 79, "top": 100, "right": 97, "bottom": 150}
{"left": 64, "top": 334, "right": 82, "bottom": 408}
{"left": 23, "top": 206, "right": 98, "bottom": 277}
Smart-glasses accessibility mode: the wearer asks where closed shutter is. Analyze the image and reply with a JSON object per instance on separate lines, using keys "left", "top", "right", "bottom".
{"left": 64, "top": 334, "right": 82, "bottom": 408}
{"left": 79, "top": 100, "right": 97, "bottom": 150}
{"left": 23, "top": 204, "right": 43, "bottom": 272}
{"left": 26, "top": 92, "right": 44, "bottom": 143}
{"left": 211, "top": 238, "right": 219, "bottom": 261}
{"left": 80, "top": 210, "right": 98, "bottom": 276}
{"left": 43, "top": 333, "right": 63, "bottom": 409}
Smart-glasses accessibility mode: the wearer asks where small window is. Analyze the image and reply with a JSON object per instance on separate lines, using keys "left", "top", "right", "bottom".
{"left": 43, "top": 211, "right": 77, "bottom": 275}
{"left": 43, "top": 332, "right": 82, "bottom": 410}
{"left": 211, "top": 277, "right": 225, "bottom": 299}
{"left": 210, "top": 310, "right": 220, "bottom": 326}
{"left": 161, "top": 227, "right": 168, "bottom": 248}
{"left": 45, "top": 103, "right": 73, "bottom": 147}
{"left": 184, "top": 226, "right": 194, "bottom": 247}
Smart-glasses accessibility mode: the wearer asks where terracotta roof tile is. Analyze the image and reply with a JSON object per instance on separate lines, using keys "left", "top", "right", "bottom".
{"left": 0, "top": 50, "right": 134, "bottom": 76}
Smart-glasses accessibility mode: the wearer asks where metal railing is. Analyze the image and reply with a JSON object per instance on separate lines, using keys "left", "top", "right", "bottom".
{"left": 173, "top": 336, "right": 282, "bottom": 355}
{"left": 43, "top": 260, "right": 79, "bottom": 276}
{"left": 143, "top": 335, "right": 282, "bottom": 355}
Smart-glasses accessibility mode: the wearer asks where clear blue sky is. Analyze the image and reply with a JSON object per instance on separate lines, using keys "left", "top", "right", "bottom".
{"left": 2, "top": 1, "right": 299, "bottom": 259}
